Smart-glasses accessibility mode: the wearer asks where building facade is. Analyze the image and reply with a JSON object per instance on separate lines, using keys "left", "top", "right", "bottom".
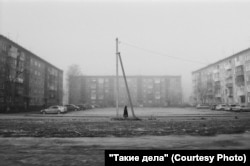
{"left": 0, "top": 35, "right": 63, "bottom": 112}
{"left": 192, "top": 48, "right": 250, "bottom": 105}
{"left": 69, "top": 75, "right": 182, "bottom": 107}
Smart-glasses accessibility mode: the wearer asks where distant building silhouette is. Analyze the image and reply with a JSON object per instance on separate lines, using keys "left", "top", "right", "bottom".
{"left": 69, "top": 75, "right": 182, "bottom": 107}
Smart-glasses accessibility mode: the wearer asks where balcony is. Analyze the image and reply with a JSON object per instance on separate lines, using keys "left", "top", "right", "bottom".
{"left": 226, "top": 78, "right": 233, "bottom": 87}
{"left": 236, "top": 87, "right": 245, "bottom": 96}
{"left": 214, "top": 81, "right": 220, "bottom": 90}
{"left": 246, "top": 74, "right": 250, "bottom": 84}
{"left": 225, "top": 70, "right": 233, "bottom": 78}
{"left": 224, "top": 64, "right": 232, "bottom": 70}
{"left": 247, "top": 85, "right": 250, "bottom": 92}
{"left": 226, "top": 87, "right": 233, "bottom": 97}
{"left": 235, "top": 60, "right": 243, "bottom": 67}
{"left": 207, "top": 89, "right": 213, "bottom": 96}
{"left": 235, "top": 65, "right": 244, "bottom": 76}
{"left": 213, "top": 69, "right": 219, "bottom": 73}
{"left": 207, "top": 82, "right": 213, "bottom": 89}
{"left": 214, "top": 77, "right": 220, "bottom": 82}
{"left": 236, "top": 70, "right": 244, "bottom": 76}
{"left": 215, "top": 93, "right": 221, "bottom": 98}
{"left": 226, "top": 83, "right": 233, "bottom": 88}
{"left": 235, "top": 75, "right": 245, "bottom": 86}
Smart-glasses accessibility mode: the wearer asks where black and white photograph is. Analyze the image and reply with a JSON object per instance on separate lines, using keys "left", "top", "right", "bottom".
{"left": 0, "top": 0, "right": 250, "bottom": 165}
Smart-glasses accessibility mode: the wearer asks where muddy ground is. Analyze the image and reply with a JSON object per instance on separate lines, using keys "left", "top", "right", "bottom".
{"left": 0, "top": 108, "right": 250, "bottom": 165}
{"left": 0, "top": 117, "right": 250, "bottom": 137}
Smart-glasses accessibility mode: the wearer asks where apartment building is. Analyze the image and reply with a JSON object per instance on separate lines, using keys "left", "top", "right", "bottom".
{"left": 69, "top": 75, "right": 182, "bottom": 107}
{"left": 192, "top": 48, "right": 250, "bottom": 105}
{"left": 0, "top": 35, "right": 63, "bottom": 112}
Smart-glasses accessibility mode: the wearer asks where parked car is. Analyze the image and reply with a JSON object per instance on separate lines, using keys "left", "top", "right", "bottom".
{"left": 210, "top": 104, "right": 217, "bottom": 110}
{"left": 41, "top": 105, "right": 66, "bottom": 114}
{"left": 196, "top": 104, "right": 210, "bottom": 109}
{"left": 83, "top": 103, "right": 93, "bottom": 109}
{"left": 215, "top": 104, "right": 227, "bottom": 110}
{"left": 64, "top": 104, "right": 80, "bottom": 111}
{"left": 224, "top": 104, "right": 239, "bottom": 111}
{"left": 241, "top": 106, "right": 250, "bottom": 112}
{"left": 77, "top": 104, "right": 86, "bottom": 110}
{"left": 231, "top": 105, "right": 250, "bottom": 112}
{"left": 91, "top": 104, "right": 100, "bottom": 109}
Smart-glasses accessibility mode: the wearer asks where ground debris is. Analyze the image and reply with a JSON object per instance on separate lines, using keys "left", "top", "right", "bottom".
{"left": 0, "top": 118, "right": 249, "bottom": 137}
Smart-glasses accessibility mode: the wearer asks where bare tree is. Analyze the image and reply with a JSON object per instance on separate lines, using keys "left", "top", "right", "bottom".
{"left": 4, "top": 51, "right": 26, "bottom": 112}
{"left": 66, "top": 64, "right": 82, "bottom": 104}
{"left": 195, "top": 78, "right": 214, "bottom": 104}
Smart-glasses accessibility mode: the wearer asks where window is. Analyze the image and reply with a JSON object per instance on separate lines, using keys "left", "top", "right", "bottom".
{"left": 246, "top": 54, "right": 250, "bottom": 61}
{"left": 246, "top": 63, "right": 250, "bottom": 71}
{"left": 98, "top": 94, "right": 104, "bottom": 100}
{"left": 248, "top": 75, "right": 250, "bottom": 82}
{"left": 91, "top": 90, "right": 96, "bottom": 100}
{"left": 236, "top": 56, "right": 239, "bottom": 62}
{"left": 0, "top": 82, "right": 4, "bottom": 89}
{"left": 98, "top": 78, "right": 104, "bottom": 84}
{"left": 0, "top": 41, "right": 7, "bottom": 52}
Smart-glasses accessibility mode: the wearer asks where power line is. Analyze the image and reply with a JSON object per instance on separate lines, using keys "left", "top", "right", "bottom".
{"left": 119, "top": 40, "right": 209, "bottom": 65}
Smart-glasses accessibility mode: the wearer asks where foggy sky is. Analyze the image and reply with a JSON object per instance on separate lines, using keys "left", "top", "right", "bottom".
{"left": 1, "top": 0, "right": 250, "bottom": 101}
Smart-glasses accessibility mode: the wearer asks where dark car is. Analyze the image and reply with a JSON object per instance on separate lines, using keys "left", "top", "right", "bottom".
{"left": 83, "top": 103, "right": 92, "bottom": 109}
{"left": 77, "top": 104, "right": 86, "bottom": 110}
{"left": 210, "top": 104, "right": 217, "bottom": 110}
{"left": 64, "top": 104, "right": 80, "bottom": 111}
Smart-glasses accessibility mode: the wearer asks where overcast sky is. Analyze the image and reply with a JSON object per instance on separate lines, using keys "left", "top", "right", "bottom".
{"left": 1, "top": 0, "right": 250, "bottom": 101}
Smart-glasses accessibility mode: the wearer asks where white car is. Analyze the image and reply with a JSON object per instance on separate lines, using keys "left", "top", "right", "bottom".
{"left": 224, "top": 104, "right": 239, "bottom": 111}
{"left": 41, "top": 105, "right": 66, "bottom": 114}
{"left": 215, "top": 104, "right": 227, "bottom": 111}
{"left": 231, "top": 105, "right": 250, "bottom": 112}
{"left": 196, "top": 104, "right": 210, "bottom": 109}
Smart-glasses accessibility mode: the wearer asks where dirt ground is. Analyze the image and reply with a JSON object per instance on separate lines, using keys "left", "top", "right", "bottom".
{"left": 0, "top": 107, "right": 250, "bottom": 166}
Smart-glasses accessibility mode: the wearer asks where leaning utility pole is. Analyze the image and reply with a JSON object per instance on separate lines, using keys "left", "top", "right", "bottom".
{"left": 118, "top": 52, "right": 137, "bottom": 119}
{"left": 116, "top": 38, "right": 119, "bottom": 117}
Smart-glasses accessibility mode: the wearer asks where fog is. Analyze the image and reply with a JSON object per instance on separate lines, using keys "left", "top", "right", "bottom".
{"left": 1, "top": 0, "right": 250, "bottom": 102}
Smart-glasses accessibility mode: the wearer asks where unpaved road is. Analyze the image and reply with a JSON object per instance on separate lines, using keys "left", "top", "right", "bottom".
{"left": 0, "top": 133, "right": 250, "bottom": 166}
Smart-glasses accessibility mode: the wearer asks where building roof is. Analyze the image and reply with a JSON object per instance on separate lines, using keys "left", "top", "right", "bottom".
{"left": 0, "top": 34, "right": 63, "bottom": 72}
{"left": 76, "top": 75, "right": 181, "bottom": 78}
{"left": 192, "top": 47, "right": 250, "bottom": 74}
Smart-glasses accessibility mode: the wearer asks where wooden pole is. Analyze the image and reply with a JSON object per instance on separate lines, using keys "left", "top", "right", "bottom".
{"left": 118, "top": 52, "right": 137, "bottom": 118}
{"left": 116, "top": 38, "right": 119, "bottom": 117}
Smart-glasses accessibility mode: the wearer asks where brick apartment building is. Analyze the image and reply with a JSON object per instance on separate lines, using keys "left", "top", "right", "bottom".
{"left": 69, "top": 75, "right": 182, "bottom": 107}
{"left": 0, "top": 35, "right": 63, "bottom": 112}
{"left": 192, "top": 47, "right": 250, "bottom": 105}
